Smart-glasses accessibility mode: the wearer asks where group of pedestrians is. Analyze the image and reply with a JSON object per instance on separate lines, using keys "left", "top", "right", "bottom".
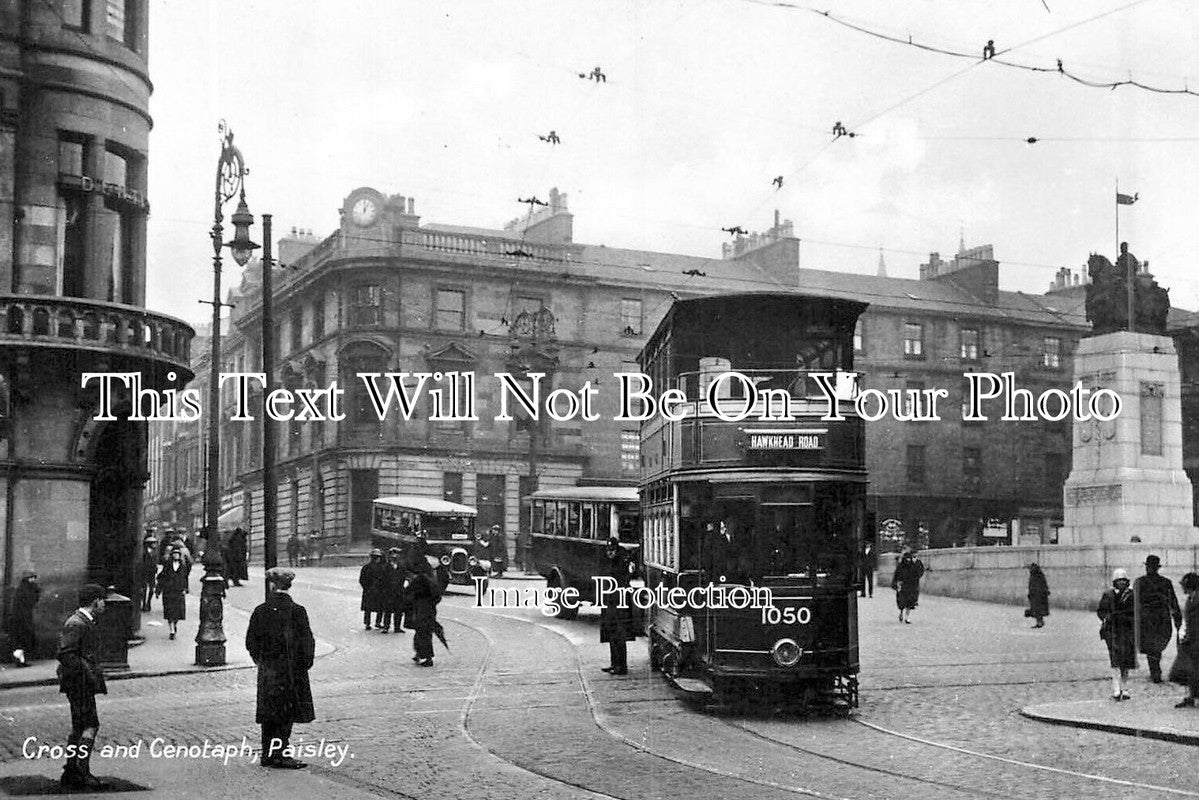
{"left": 358, "top": 541, "right": 444, "bottom": 667}
{"left": 139, "top": 527, "right": 250, "bottom": 640}
{"left": 1097, "top": 556, "right": 1197, "bottom": 707}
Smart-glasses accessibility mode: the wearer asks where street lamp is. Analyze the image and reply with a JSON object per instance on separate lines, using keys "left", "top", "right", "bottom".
{"left": 198, "top": 121, "right": 257, "bottom": 666}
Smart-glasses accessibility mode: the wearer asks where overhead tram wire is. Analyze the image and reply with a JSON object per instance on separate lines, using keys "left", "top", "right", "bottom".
{"left": 742, "top": 0, "right": 1193, "bottom": 97}
{"left": 732, "top": 0, "right": 1176, "bottom": 240}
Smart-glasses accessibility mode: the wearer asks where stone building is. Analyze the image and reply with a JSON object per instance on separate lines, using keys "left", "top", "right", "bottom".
{"left": 1, "top": 0, "right": 193, "bottom": 648}
{"left": 147, "top": 183, "right": 1131, "bottom": 563}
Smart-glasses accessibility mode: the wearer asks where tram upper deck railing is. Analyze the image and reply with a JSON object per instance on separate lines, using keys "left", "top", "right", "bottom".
{"left": 672, "top": 368, "right": 858, "bottom": 408}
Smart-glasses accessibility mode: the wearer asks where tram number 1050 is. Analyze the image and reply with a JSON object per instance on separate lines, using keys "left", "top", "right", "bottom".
{"left": 760, "top": 605, "right": 812, "bottom": 625}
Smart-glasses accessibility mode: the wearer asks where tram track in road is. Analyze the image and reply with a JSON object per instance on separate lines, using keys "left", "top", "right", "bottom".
{"left": 463, "top": 606, "right": 1199, "bottom": 800}
{"left": 716, "top": 710, "right": 1199, "bottom": 800}
{"left": 460, "top": 606, "right": 968, "bottom": 800}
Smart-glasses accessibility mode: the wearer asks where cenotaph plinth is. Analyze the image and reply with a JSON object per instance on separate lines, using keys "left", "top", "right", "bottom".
{"left": 1058, "top": 244, "right": 1197, "bottom": 545}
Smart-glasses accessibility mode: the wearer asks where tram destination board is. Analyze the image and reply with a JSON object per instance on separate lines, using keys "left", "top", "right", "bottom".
{"left": 744, "top": 429, "right": 825, "bottom": 451}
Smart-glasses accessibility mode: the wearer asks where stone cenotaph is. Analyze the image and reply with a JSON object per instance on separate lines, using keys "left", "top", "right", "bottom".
{"left": 1058, "top": 244, "right": 1198, "bottom": 545}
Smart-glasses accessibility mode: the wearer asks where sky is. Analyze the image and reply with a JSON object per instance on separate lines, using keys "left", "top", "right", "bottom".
{"left": 145, "top": 0, "right": 1199, "bottom": 328}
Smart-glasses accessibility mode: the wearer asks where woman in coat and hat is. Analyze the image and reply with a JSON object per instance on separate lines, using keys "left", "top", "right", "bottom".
{"left": 245, "top": 568, "right": 314, "bottom": 768}
{"left": 6, "top": 572, "right": 40, "bottom": 665}
{"left": 599, "top": 537, "right": 636, "bottom": 675}
{"left": 359, "top": 549, "right": 388, "bottom": 630}
{"left": 892, "top": 550, "right": 925, "bottom": 624}
{"left": 1027, "top": 563, "right": 1050, "bottom": 628}
{"left": 1174, "top": 572, "right": 1199, "bottom": 708}
{"left": 1098, "top": 568, "right": 1137, "bottom": 700}
{"left": 155, "top": 548, "right": 189, "bottom": 640}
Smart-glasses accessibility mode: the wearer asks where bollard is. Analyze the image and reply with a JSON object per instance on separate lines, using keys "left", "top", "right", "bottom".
{"left": 97, "top": 589, "right": 131, "bottom": 672}
{"left": 194, "top": 549, "right": 227, "bottom": 666}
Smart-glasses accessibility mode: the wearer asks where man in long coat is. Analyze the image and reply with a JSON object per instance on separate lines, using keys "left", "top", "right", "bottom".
{"left": 487, "top": 525, "right": 507, "bottom": 577}
{"left": 405, "top": 550, "right": 442, "bottom": 666}
{"left": 139, "top": 536, "right": 159, "bottom": 612}
{"left": 246, "top": 568, "right": 315, "bottom": 769}
{"left": 380, "top": 548, "right": 407, "bottom": 634}
{"left": 1134, "top": 554, "right": 1182, "bottom": 683}
{"left": 226, "top": 528, "right": 249, "bottom": 587}
{"left": 359, "top": 550, "right": 388, "bottom": 629}
{"left": 6, "top": 571, "right": 40, "bottom": 665}
{"left": 599, "top": 537, "right": 636, "bottom": 675}
{"left": 57, "top": 584, "right": 109, "bottom": 790}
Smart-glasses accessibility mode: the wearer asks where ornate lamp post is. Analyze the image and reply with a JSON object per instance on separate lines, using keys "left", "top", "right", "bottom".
{"left": 197, "top": 121, "right": 257, "bottom": 666}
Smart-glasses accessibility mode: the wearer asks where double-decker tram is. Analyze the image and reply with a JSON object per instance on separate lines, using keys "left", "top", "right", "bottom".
{"left": 527, "top": 486, "right": 641, "bottom": 619}
{"left": 639, "top": 293, "right": 868, "bottom": 707}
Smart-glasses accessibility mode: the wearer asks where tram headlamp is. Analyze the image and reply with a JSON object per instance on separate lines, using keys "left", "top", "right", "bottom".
{"left": 440, "top": 555, "right": 452, "bottom": 566}
{"left": 468, "top": 556, "right": 478, "bottom": 566}
{"left": 771, "top": 638, "right": 802, "bottom": 668}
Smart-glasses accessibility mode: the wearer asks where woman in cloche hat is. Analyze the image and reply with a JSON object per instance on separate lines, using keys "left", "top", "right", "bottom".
{"left": 1097, "top": 568, "right": 1137, "bottom": 700}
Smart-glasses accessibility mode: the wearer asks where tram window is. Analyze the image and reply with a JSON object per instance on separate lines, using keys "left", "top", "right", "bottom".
{"left": 619, "top": 512, "right": 640, "bottom": 544}
{"left": 543, "top": 502, "right": 558, "bottom": 535}
{"left": 596, "top": 503, "right": 611, "bottom": 540}
{"left": 567, "top": 504, "right": 581, "bottom": 537}
{"left": 531, "top": 501, "right": 544, "bottom": 535}
{"left": 580, "top": 503, "right": 594, "bottom": 539}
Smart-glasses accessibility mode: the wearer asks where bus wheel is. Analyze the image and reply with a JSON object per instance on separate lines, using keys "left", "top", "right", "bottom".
{"left": 548, "top": 573, "right": 579, "bottom": 620}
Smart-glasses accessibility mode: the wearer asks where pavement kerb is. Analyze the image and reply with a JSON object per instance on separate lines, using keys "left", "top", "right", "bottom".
{"left": 1019, "top": 704, "right": 1199, "bottom": 746}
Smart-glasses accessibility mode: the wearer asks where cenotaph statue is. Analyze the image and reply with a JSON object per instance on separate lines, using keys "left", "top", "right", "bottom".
{"left": 1058, "top": 243, "right": 1196, "bottom": 545}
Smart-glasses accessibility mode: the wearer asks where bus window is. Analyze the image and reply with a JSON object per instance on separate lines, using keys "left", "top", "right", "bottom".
{"left": 532, "top": 500, "right": 545, "bottom": 535}
{"left": 580, "top": 503, "right": 594, "bottom": 539}
{"left": 595, "top": 503, "right": 611, "bottom": 540}
{"left": 555, "top": 502, "right": 568, "bottom": 537}
{"left": 567, "top": 503, "right": 581, "bottom": 537}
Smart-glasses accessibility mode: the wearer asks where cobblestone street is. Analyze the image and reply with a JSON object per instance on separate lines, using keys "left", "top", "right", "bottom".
{"left": 1, "top": 569, "right": 1194, "bottom": 799}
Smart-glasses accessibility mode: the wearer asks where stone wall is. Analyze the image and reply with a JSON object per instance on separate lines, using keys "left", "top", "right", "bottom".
{"left": 878, "top": 544, "right": 1199, "bottom": 611}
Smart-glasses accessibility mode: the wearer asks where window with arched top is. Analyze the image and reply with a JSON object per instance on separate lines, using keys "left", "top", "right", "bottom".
{"left": 32, "top": 307, "right": 50, "bottom": 336}
{"left": 338, "top": 342, "right": 392, "bottom": 427}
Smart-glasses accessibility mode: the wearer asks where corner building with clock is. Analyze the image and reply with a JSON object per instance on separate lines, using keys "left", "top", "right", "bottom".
{"left": 145, "top": 185, "right": 1199, "bottom": 563}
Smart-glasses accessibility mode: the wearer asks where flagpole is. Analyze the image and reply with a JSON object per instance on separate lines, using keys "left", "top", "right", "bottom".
{"left": 1117, "top": 178, "right": 1134, "bottom": 333}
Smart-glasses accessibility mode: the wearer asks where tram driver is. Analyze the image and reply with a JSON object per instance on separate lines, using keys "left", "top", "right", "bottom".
{"left": 703, "top": 516, "right": 751, "bottom": 584}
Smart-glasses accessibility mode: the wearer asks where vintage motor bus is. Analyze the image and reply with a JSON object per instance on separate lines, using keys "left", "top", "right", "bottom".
{"left": 527, "top": 486, "right": 641, "bottom": 619}
{"left": 371, "top": 496, "right": 489, "bottom": 592}
{"left": 639, "top": 293, "right": 868, "bottom": 707}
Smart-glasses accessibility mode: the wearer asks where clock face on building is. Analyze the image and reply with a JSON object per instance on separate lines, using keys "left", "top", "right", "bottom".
{"left": 350, "top": 196, "right": 379, "bottom": 227}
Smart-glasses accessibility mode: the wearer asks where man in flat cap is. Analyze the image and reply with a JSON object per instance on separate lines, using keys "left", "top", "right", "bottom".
{"left": 1135, "top": 554, "right": 1182, "bottom": 683}
{"left": 57, "top": 584, "right": 109, "bottom": 790}
{"left": 245, "top": 568, "right": 315, "bottom": 769}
